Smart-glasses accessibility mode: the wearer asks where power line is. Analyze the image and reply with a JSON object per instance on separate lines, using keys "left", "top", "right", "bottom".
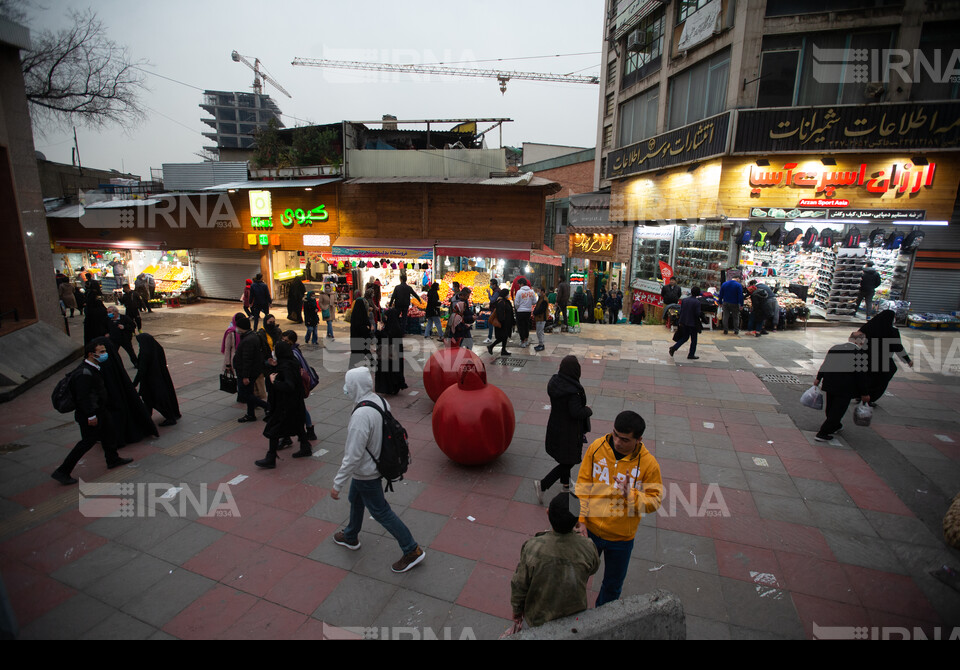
{"left": 134, "top": 66, "right": 205, "bottom": 92}
{"left": 419, "top": 51, "right": 601, "bottom": 66}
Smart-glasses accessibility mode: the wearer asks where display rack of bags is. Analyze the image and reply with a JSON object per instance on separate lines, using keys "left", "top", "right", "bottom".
{"left": 813, "top": 248, "right": 865, "bottom": 318}
{"left": 674, "top": 240, "right": 728, "bottom": 288}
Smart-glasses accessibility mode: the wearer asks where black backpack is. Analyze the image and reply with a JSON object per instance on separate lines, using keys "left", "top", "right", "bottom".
{"left": 902, "top": 229, "right": 926, "bottom": 253}
{"left": 785, "top": 228, "right": 803, "bottom": 246}
{"left": 868, "top": 228, "right": 886, "bottom": 248}
{"left": 768, "top": 227, "right": 784, "bottom": 247}
{"left": 819, "top": 228, "right": 836, "bottom": 247}
{"left": 843, "top": 226, "right": 862, "bottom": 248}
{"left": 802, "top": 227, "right": 819, "bottom": 250}
{"left": 354, "top": 399, "right": 410, "bottom": 492}
{"left": 885, "top": 230, "right": 905, "bottom": 250}
{"left": 51, "top": 364, "right": 86, "bottom": 414}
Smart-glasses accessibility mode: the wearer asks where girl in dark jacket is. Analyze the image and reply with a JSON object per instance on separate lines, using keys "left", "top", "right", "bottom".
{"left": 303, "top": 291, "right": 320, "bottom": 344}
{"left": 533, "top": 355, "right": 593, "bottom": 502}
{"left": 349, "top": 291, "right": 373, "bottom": 369}
{"left": 256, "top": 340, "right": 309, "bottom": 468}
{"left": 486, "top": 288, "right": 515, "bottom": 357}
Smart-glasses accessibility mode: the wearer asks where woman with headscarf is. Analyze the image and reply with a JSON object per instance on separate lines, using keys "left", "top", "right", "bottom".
{"left": 858, "top": 309, "right": 913, "bottom": 407}
{"left": 349, "top": 289, "right": 373, "bottom": 369}
{"left": 255, "top": 340, "right": 310, "bottom": 468}
{"left": 83, "top": 297, "right": 111, "bottom": 346}
{"left": 533, "top": 355, "right": 593, "bottom": 503}
{"left": 572, "top": 285, "right": 587, "bottom": 321}
{"left": 90, "top": 336, "right": 159, "bottom": 447}
{"left": 303, "top": 291, "right": 320, "bottom": 345}
{"left": 221, "top": 312, "right": 245, "bottom": 403}
{"left": 242, "top": 278, "right": 253, "bottom": 316}
{"left": 318, "top": 283, "right": 336, "bottom": 340}
{"left": 364, "top": 286, "right": 381, "bottom": 330}
{"left": 286, "top": 275, "right": 306, "bottom": 323}
{"left": 375, "top": 306, "right": 408, "bottom": 395}
{"left": 486, "top": 288, "right": 515, "bottom": 357}
{"left": 132, "top": 333, "right": 181, "bottom": 426}
{"left": 424, "top": 282, "right": 443, "bottom": 341}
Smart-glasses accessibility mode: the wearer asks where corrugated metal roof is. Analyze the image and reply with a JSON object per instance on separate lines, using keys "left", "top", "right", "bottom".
{"left": 202, "top": 178, "right": 341, "bottom": 191}
{"left": 162, "top": 162, "right": 250, "bottom": 191}
{"left": 343, "top": 174, "right": 561, "bottom": 193}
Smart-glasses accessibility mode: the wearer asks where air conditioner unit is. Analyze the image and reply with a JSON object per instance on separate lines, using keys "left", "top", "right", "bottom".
{"left": 627, "top": 32, "right": 650, "bottom": 53}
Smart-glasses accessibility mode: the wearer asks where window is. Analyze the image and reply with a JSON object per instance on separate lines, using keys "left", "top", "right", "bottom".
{"left": 618, "top": 86, "right": 659, "bottom": 147}
{"left": 757, "top": 30, "right": 897, "bottom": 107}
{"left": 911, "top": 22, "right": 960, "bottom": 101}
{"left": 622, "top": 9, "right": 665, "bottom": 89}
{"left": 605, "top": 93, "right": 616, "bottom": 118}
{"left": 606, "top": 60, "right": 618, "bottom": 87}
{"left": 667, "top": 50, "right": 730, "bottom": 129}
{"left": 219, "top": 122, "right": 237, "bottom": 135}
{"left": 600, "top": 156, "right": 608, "bottom": 181}
{"left": 677, "top": 0, "right": 712, "bottom": 24}
{"left": 603, "top": 125, "right": 614, "bottom": 149}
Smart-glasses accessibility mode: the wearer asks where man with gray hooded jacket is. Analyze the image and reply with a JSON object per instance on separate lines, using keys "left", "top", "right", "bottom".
{"left": 330, "top": 367, "right": 426, "bottom": 573}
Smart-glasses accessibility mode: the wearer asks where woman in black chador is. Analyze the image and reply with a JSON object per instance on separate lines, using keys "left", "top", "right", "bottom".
{"left": 256, "top": 340, "right": 310, "bottom": 468}
{"left": 132, "top": 333, "right": 182, "bottom": 427}
{"left": 858, "top": 309, "right": 913, "bottom": 407}
{"left": 90, "top": 336, "right": 159, "bottom": 447}
{"left": 84, "top": 297, "right": 111, "bottom": 345}
{"left": 349, "top": 290, "right": 373, "bottom": 369}
{"left": 375, "top": 307, "right": 408, "bottom": 395}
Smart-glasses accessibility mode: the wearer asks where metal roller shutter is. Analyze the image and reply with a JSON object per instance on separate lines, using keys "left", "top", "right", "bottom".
{"left": 193, "top": 249, "right": 262, "bottom": 300}
{"left": 906, "top": 269, "right": 960, "bottom": 313}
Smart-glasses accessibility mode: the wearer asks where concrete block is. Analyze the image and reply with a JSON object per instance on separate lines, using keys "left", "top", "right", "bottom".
{"left": 503, "top": 590, "right": 685, "bottom": 640}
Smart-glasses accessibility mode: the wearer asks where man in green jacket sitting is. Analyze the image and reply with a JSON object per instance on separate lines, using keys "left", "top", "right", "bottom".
{"left": 509, "top": 492, "right": 600, "bottom": 631}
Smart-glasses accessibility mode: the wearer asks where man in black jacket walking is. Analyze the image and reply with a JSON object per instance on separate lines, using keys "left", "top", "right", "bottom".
{"left": 856, "top": 261, "right": 882, "bottom": 317}
{"left": 249, "top": 274, "right": 272, "bottom": 332}
{"left": 388, "top": 274, "right": 418, "bottom": 336}
{"left": 107, "top": 305, "right": 139, "bottom": 367}
{"left": 51, "top": 342, "right": 133, "bottom": 485}
{"left": 668, "top": 287, "right": 702, "bottom": 360}
{"left": 233, "top": 315, "right": 270, "bottom": 422}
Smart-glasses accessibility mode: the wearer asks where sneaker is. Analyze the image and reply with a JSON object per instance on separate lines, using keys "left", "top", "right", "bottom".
{"left": 483, "top": 338, "right": 492, "bottom": 344}
{"left": 333, "top": 531, "right": 361, "bottom": 551}
{"left": 814, "top": 433, "right": 834, "bottom": 442}
{"left": 533, "top": 480, "right": 544, "bottom": 505}
{"left": 534, "top": 345, "right": 545, "bottom": 352}
{"left": 51, "top": 469, "right": 78, "bottom": 485}
{"left": 391, "top": 546, "right": 426, "bottom": 573}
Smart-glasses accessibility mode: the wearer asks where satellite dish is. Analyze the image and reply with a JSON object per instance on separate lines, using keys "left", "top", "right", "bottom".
{"left": 35, "top": 150, "right": 46, "bottom": 161}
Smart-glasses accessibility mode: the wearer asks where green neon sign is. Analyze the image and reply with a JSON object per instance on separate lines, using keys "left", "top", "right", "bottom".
{"left": 281, "top": 204, "right": 328, "bottom": 228}
{"left": 252, "top": 216, "right": 273, "bottom": 229}
{"left": 259, "top": 234, "right": 270, "bottom": 245}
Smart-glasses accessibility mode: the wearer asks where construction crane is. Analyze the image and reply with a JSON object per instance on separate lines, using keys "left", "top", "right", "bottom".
{"left": 231, "top": 50, "right": 292, "bottom": 98}
{"left": 291, "top": 57, "right": 599, "bottom": 94}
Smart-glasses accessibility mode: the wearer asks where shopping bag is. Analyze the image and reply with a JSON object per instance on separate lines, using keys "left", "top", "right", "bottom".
{"left": 800, "top": 385, "right": 823, "bottom": 410}
{"left": 853, "top": 401, "right": 873, "bottom": 426}
{"left": 219, "top": 370, "right": 238, "bottom": 394}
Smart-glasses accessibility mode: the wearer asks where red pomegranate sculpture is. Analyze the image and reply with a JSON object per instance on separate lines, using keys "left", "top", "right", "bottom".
{"left": 422, "top": 344, "right": 487, "bottom": 402}
{"left": 432, "top": 363, "right": 514, "bottom": 466}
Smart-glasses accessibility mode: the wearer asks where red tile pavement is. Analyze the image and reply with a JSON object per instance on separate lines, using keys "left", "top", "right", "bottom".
{"left": 772, "top": 441, "right": 821, "bottom": 462}
{"left": 469, "top": 471, "right": 522, "bottom": 500}
{"left": 230, "top": 506, "right": 302, "bottom": 544}
{"left": 479, "top": 527, "right": 533, "bottom": 571}
{"left": 269, "top": 482, "right": 331, "bottom": 515}
{"left": 792, "top": 593, "right": 870, "bottom": 639}
{"left": 3, "top": 560, "right": 76, "bottom": 626}
{"left": 763, "top": 520, "right": 836, "bottom": 561}
{"left": 0, "top": 518, "right": 77, "bottom": 563}
{"left": 655, "top": 403, "right": 688, "bottom": 417}
{"left": 657, "top": 458, "right": 700, "bottom": 484}
{"left": 430, "top": 518, "right": 495, "bottom": 561}
{"left": 731, "top": 439, "right": 778, "bottom": 456}
{"left": 710, "top": 514, "right": 772, "bottom": 550}
{"left": 196, "top": 498, "right": 267, "bottom": 534}
{"left": 720, "top": 411, "right": 760, "bottom": 425}
{"left": 162, "top": 584, "right": 259, "bottom": 639}
{"left": 27, "top": 527, "right": 108, "bottom": 574}
{"left": 517, "top": 411, "right": 549, "bottom": 427}
{"left": 497, "top": 500, "right": 552, "bottom": 536}
{"left": 182, "top": 534, "right": 262, "bottom": 582}
{"left": 775, "top": 551, "right": 859, "bottom": 605}
{"left": 687, "top": 406, "right": 723, "bottom": 421}
{"left": 218, "top": 597, "right": 309, "bottom": 640}
{"left": 222, "top": 545, "right": 304, "bottom": 598}
{"left": 409, "top": 483, "right": 469, "bottom": 516}
{"left": 452, "top": 492, "right": 513, "bottom": 527}
{"left": 840, "top": 483, "right": 914, "bottom": 517}
{"left": 690, "top": 419, "right": 728, "bottom": 434}
{"left": 263, "top": 558, "right": 348, "bottom": 616}
{"left": 843, "top": 565, "right": 941, "bottom": 622}
{"left": 780, "top": 457, "right": 838, "bottom": 482}
{"left": 761, "top": 426, "right": 808, "bottom": 445}
{"left": 267, "top": 516, "right": 339, "bottom": 557}
{"left": 454, "top": 562, "right": 515, "bottom": 620}
{"left": 714, "top": 540, "right": 783, "bottom": 585}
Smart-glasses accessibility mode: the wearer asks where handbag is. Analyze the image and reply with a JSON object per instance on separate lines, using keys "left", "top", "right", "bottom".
{"left": 343, "top": 303, "right": 353, "bottom": 323}
{"left": 219, "top": 370, "right": 238, "bottom": 394}
{"left": 800, "top": 385, "right": 823, "bottom": 410}
{"left": 853, "top": 401, "right": 873, "bottom": 426}
{"left": 489, "top": 305, "right": 501, "bottom": 328}
{"left": 321, "top": 308, "right": 331, "bottom": 320}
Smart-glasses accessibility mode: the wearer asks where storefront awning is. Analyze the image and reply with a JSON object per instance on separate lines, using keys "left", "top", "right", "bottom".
{"left": 530, "top": 245, "right": 563, "bottom": 267}
{"left": 569, "top": 191, "right": 613, "bottom": 228}
{"left": 55, "top": 239, "right": 165, "bottom": 250}
{"left": 434, "top": 240, "right": 535, "bottom": 262}
{"left": 331, "top": 237, "right": 433, "bottom": 260}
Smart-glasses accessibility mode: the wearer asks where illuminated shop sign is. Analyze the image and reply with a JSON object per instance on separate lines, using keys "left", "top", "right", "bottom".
{"left": 572, "top": 233, "right": 615, "bottom": 255}
{"left": 748, "top": 162, "right": 936, "bottom": 198}
{"left": 281, "top": 205, "right": 328, "bottom": 227}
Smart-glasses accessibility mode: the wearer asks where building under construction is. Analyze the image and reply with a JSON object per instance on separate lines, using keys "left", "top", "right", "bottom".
{"left": 199, "top": 90, "right": 284, "bottom": 159}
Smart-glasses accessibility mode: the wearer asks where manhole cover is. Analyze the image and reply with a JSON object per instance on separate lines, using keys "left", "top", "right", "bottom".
{"left": 493, "top": 358, "right": 527, "bottom": 367}
{"left": 0, "top": 443, "right": 28, "bottom": 454}
{"left": 759, "top": 373, "right": 803, "bottom": 384}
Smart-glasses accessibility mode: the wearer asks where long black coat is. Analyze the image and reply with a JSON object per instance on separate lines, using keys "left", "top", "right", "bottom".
{"left": 287, "top": 278, "right": 306, "bottom": 322}
{"left": 545, "top": 373, "right": 593, "bottom": 465}
{"left": 350, "top": 297, "right": 373, "bottom": 367}
{"left": 494, "top": 296, "right": 515, "bottom": 339}
{"left": 84, "top": 299, "right": 111, "bottom": 345}
{"left": 90, "top": 337, "right": 159, "bottom": 446}
{"left": 262, "top": 356, "right": 306, "bottom": 440}
{"left": 132, "top": 333, "right": 181, "bottom": 421}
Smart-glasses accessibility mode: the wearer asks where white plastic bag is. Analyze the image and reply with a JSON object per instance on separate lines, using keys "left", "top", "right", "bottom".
{"left": 800, "top": 385, "right": 823, "bottom": 410}
{"left": 854, "top": 401, "right": 873, "bottom": 426}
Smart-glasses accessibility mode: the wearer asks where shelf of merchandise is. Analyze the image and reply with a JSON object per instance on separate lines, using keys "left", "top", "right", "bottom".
{"left": 633, "top": 238, "right": 671, "bottom": 281}
{"left": 813, "top": 248, "right": 866, "bottom": 319}
{"left": 866, "top": 247, "right": 911, "bottom": 302}
{"left": 739, "top": 247, "right": 823, "bottom": 302}
{"left": 673, "top": 240, "right": 729, "bottom": 288}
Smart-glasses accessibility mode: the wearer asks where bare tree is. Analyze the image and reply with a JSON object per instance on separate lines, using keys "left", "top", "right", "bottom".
{"left": 20, "top": 8, "right": 148, "bottom": 133}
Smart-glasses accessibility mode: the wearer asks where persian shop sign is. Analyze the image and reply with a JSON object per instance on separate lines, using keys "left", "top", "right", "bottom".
{"left": 607, "top": 112, "right": 731, "bottom": 178}
{"left": 734, "top": 102, "right": 960, "bottom": 152}
{"left": 747, "top": 161, "right": 937, "bottom": 198}
{"left": 571, "top": 233, "right": 614, "bottom": 256}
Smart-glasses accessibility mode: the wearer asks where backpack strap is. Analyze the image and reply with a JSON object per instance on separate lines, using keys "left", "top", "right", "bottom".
{"left": 354, "top": 399, "right": 388, "bottom": 475}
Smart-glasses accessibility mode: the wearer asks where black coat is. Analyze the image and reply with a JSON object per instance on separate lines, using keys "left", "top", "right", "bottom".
{"left": 817, "top": 343, "right": 870, "bottom": 398}
{"left": 262, "top": 357, "right": 306, "bottom": 440}
{"left": 303, "top": 296, "right": 320, "bottom": 327}
{"left": 426, "top": 288, "right": 441, "bottom": 318}
{"left": 233, "top": 330, "right": 265, "bottom": 380}
{"left": 90, "top": 337, "right": 158, "bottom": 446}
{"left": 375, "top": 309, "right": 407, "bottom": 395}
{"left": 545, "top": 373, "right": 592, "bottom": 464}
{"left": 84, "top": 300, "right": 111, "bottom": 345}
{"left": 108, "top": 314, "right": 137, "bottom": 347}
{"left": 494, "top": 297, "right": 515, "bottom": 337}
{"left": 133, "top": 334, "right": 181, "bottom": 421}
{"left": 287, "top": 278, "right": 306, "bottom": 321}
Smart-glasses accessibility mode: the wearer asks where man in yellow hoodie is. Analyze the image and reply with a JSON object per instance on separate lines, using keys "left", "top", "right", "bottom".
{"left": 575, "top": 410, "right": 663, "bottom": 607}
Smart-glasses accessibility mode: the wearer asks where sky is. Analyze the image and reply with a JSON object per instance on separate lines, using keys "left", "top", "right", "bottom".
{"left": 24, "top": 0, "right": 605, "bottom": 180}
